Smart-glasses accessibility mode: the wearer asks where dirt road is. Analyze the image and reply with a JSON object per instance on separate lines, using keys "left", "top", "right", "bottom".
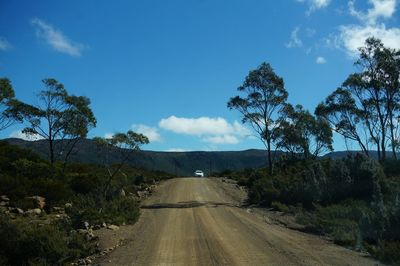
{"left": 97, "top": 178, "right": 380, "bottom": 266}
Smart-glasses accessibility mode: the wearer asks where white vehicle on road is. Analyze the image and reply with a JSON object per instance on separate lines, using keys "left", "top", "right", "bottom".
{"left": 194, "top": 170, "right": 204, "bottom": 177}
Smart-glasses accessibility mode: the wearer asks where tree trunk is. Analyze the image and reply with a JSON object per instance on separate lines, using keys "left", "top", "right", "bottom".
{"left": 49, "top": 138, "right": 54, "bottom": 165}
{"left": 389, "top": 115, "right": 398, "bottom": 160}
{"left": 381, "top": 131, "right": 386, "bottom": 161}
{"left": 376, "top": 141, "right": 381, "bottom": 162}
{"left": 62, "top": 138, "right": 80, "bottom": 173}
{"left": 267, "top": 140, "right": 273, "bottom": 175}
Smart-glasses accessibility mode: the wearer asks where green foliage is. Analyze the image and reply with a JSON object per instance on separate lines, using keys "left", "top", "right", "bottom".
{"left": 313, "top": 201, "right": 370, "bottom": 246}
{"left": 228, "top": 62, "right": 288, "bottom": 174}
{"left": 271, "top": 201, "right": 289, "bottom": 212}
{"left": 316, "top": 37, "right": 400, "bottom": 161}
{"left": 0, "top": 78, "right": 25, "bottom": 131}
{"left": 248, "top": 176, "right": 279, "bottom": 205}
{"left": 0, "top": 214, "right": 95, "bottom": 265}
{"left": 383, "top": 159, "right": 400, "bottom": 177}
{"left": 67, "top": 195, "right": 140, "bottom": 227}
{"left": 231, "top": 152, "right": 400, "bottom": 264}
{"left": 94, "top": 130, "right": 149, "bottom": 198}
{"left": 69, "top": 173, "right": 102, "bottom": 194}
{"left": 367, "top": 241, "right": 400, "bottom": 266}
{"left": 21, "top": 78, "right": 97, "bottom": 165}
{"left": 277, "top": 104, "right": 333, "bottom": 158}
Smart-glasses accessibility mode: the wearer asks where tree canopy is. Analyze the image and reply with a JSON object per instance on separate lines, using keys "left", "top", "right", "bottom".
{"left": 316, "top": 37, "right": 400, "bottom": 161}
{"left": 228, "top": 62, "right": 288, "bottom": 173}
{"left": 22, "top": 78, "right": 96, "bottom": 165}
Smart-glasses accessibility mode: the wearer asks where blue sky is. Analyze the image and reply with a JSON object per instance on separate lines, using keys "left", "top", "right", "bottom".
{"left": 0, "top": 0, "right": 399, "bottom": 151}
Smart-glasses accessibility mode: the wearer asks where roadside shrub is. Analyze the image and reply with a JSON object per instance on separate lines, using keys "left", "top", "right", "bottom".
{"left": 31, "top": 178, "right": 71, "bottom": 207}
{"left": 330, "top": 219, "right": 360, "bottom": 246}
{"left": 311, "top": 201, "right": 372, "bottom": 247}
{"left": 69, "top": 173, "right": 102, "bottom": 194}
{"left": 0, "top": 174, "right": 30, "bottom": 199}
{"left": 11, "top": 198, "right": 37, "bottom": 211}
{"left": 12, "top": 158, "right": 54, "bottom": 179}
{"left": 271, "top": 201, "right": 289, "bottom": 212}
{"left": 383, "top": 159, "right": 400, "bottom": 177}
{"left": 326, "top": 160, "right": 353, "bottom": 203}
{"left": 345, "top": 154, "right": 385, "bottom": 201}
{"left": 0, "top": 214, "right": 94, "bottom": 265}
{"left": 237, "top": 177, "right": 249, "bottom": 187}
{"left": 134, "top": 175, "right": 145, "bottom": 185}
{"left": 68, "top": 194, "right": 140, "bottom": 227}
{"left": 248, "top": 177, "right": 279, "bottom": 205}
{"left": 300, "top": 161, "right": 327, "bottom": 206}
{"left": 366, "top": 241, "right": 400, "bottom": 266}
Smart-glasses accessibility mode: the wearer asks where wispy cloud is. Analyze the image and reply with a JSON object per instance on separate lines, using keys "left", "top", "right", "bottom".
{"left": 131, "top": 124, "right": 162, "bottom": 142}
{"left": 104, "top": 133, "right": 114, "bottom": 139}
{"left": 336, "top": 0, "right": 400, "bottom": 56}
{"left": 307, "top": 0, "right": 331, "bottom": 14}
{"left": 316, "top": 56, "right": 327, "bottom": 64}
{"left": 0, "top": 37, "right": 11, "bottom": 51}
{"left": 159, "top": 116, "right": 250, "bottom": 145}
{"left": 296, "top": 0, "right": 331, "bottom": 15}
{"left": 165, "top": 148, "right": 190, "bottom": 152}
{"left": 286, "top": 27, "right": 303, "bottom": 48}
{"left": 340, "top": 24, "right": 400, "bottom": 55}
{"left": 31, "top": 17, "right": 85, "bottom": 56}
{"left": 202, "top": 135, "right": 239, "bottom": 145}
{"left": 349, "top": 0, "right": 396, "bottom": 25}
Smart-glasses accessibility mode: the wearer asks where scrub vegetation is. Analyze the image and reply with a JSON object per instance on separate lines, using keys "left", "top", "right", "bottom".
{"left": 224, "top": 38, "right": 400, "bottom": 265}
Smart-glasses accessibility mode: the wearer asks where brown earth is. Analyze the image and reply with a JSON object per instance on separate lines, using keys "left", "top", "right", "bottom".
{"left": 95, "top": 178, "right": 382, "bottom": 266}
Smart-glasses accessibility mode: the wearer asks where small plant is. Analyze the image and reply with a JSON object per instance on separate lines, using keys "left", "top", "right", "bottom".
{"left": 271, "top": 201, "right": 289, "bottom": 212}
{"left": 0, "top": 214, "right": 95, "bottom": 265}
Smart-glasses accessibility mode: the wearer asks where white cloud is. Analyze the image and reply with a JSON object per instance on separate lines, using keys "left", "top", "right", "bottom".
{"left": 159, "top": 116, "right": 241, "bottom": 136}
{"left": 316, "top": 56, "right": 327, "bottom": 64}
{"left": 31, "top": 18, "right": 85, "bottom": 56}
{"left": 340, "top": 23, "right": 400, "bottom": 55}
{"left": 309, "top": 0, "right": 331, "bottom": 13}
{"left": 165, "top": 148, "right": 189, "bottom": 152}
{"left": 331, "top": 0, "right": 400, "bottom": 56}
{"left": 158, "top": 116, "right": 250, "bottom": 145}
{"left": 202, "top": 135, "right": 239, "bottom": 145}
{"left": 104, "top": 133, "right": 113, "bottom": 139}
{"left": 296, "top": 0, "right": 331, "bottom": 14}
{"left": 9, "top": 130, "right": 44, "bottom": 141}
{"left": 286, "top": 27, "right": 303, "bottom": 48}
{"left": 349, "top": 0, "right": 397, "bottom": 25}
{"left": 131, "top": 124, "right": 162, "bottom": 142}
{"left": 0, "top": 37, "right": 11, "bottom": 51}
{"left": 306, "top": 28, "right": 317, "bottom": 37}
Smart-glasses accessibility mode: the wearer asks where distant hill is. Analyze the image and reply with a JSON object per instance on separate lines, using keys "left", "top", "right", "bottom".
{"left": 323, "top": 150, "right": 398, "bottom": 160}
{"left": 5, "top": 138, "right": 395, "bottom": 176}
{"left": 4, "top": 138, "right": 269, "bottom": 176}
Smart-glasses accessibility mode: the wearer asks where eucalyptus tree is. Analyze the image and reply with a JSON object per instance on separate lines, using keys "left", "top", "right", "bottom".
{"left": 277, "top": 104, "right": 333, "bottom": 159}
{"left": 317, "top": 38, "right": 400, "bottom": 160}
{"left": 315, "top": 88, "right": 370, "bottom": 155}
{"left": 60, "top": 95, "right": 97, "bottom": 170}
{"left": 0, "top": 78, "right": 24, "bottom": 131}
{"left": 94, "top": 131, "right": 149, "bottom": 198}
{"left": 375, "top": 42, "right": 400, "bottom": 159}
{"left": 228, "top": 62, "right": 288, "bottom": 174}
{"left": 22, "top": 78, "right": 96, "bottom": 165}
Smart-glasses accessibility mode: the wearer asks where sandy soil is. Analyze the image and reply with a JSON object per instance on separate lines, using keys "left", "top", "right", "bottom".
{"left": 95, "top": 178, "right": 382, "bottom": 266}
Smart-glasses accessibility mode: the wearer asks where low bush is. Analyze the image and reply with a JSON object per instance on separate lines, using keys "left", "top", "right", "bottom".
{"left": 0, "top": 214, "right": 95, "bottom": 265}
{"left": 68, "top": 194, "right": 140, "bottom": 227}
{"left": 271, "top": 201, "right": 289, "bottom": 212}
{"left": 366, "top": 240, "right": 400, "bottom": 266}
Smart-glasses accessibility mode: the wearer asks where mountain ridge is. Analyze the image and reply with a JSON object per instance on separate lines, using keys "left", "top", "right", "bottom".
{"left": 4, "top": 138, "right": 392, "bottom": 176}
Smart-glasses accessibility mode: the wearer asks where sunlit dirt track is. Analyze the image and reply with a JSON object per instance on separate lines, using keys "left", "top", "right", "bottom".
{"left": 97, "top": 178, "right": 380, "bottom": 266}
